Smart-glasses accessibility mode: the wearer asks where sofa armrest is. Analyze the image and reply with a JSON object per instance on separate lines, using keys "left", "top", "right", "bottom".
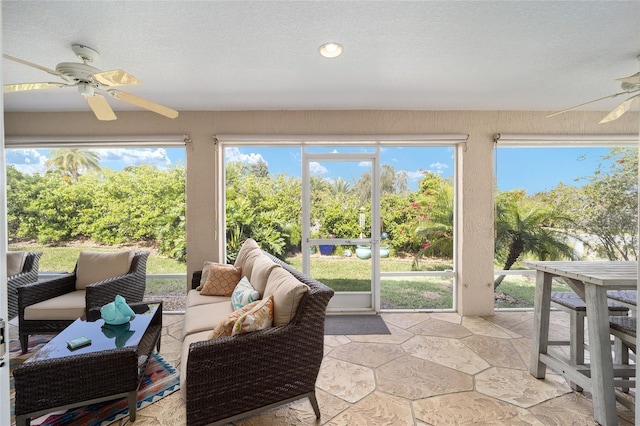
{"left": 186, "top": 323, "right": 324, "bottom": 425}
{"left": 17, "top": 274, "right": 76, "bottom": 308}
{"left": 191, "top": 271, "right": 202, "bottom": 289}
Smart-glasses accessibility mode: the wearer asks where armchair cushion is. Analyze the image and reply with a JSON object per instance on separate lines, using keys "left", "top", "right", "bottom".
{"left": 231, "top": 277, "right": 260, "bottom": 310}
{"left": 199, "top": 262, "right": 241, "bottom": 296}
{"left": 264, "top": 267, "right": 308, "bottom": 326}
{"left": 7, "top": 251, "right": 27, "bottom": 277}
{"left": 76, "top": 250, "right": 135, "bottom": 290}
{"left": 23, "top": 290, "right": 86, "bottom": 320}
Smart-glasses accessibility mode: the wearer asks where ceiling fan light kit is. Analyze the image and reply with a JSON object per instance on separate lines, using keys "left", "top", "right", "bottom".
{"left": 548, "top": 54, "right": 640, "bottom": 123}
{"left": 3, "top": 44, "right": 178, "bottom": 121}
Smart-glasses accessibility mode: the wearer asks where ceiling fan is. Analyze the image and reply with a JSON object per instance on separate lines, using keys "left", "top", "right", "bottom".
{"left": 3, "top": 44, "right": 178, "bottom": 121}
{"left": 547, "top": 56, "right": 640, "bottom": 124}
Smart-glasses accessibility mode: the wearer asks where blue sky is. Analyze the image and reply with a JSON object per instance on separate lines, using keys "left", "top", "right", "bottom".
{"left": 6, "top": 145, "right": 619, "bottom": 195}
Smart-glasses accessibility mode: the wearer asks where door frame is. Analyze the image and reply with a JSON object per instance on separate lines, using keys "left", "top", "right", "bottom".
{"left": 302, "top": 148, "right": 381, "bottom": 312}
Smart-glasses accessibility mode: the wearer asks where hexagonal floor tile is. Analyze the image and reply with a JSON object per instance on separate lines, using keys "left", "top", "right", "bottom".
{"left": 316, "top": 357, "right": 375, "bottom": 403}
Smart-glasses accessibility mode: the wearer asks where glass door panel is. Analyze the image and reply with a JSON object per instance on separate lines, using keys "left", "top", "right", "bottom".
{"left": 303, "top": 150, "right": 379, "bottom": 311}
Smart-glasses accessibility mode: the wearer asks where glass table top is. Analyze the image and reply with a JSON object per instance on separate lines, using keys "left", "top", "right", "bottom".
{"left": 27, "top": 302, "right": 161, "bottom": 362}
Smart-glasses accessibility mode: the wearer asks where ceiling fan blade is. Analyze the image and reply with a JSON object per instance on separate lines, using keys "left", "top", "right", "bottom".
{"left": 109, "top": 89, "right": 179, "bottom": 119}
{"left": 616, "top": 72, "right": 640, "bottom": 85}
{"left": 4, "top": 82, "right": 67, "bottom": 93}
{"left": 546, "top": 91, "right": 631, "bottom": 118}
{"left": 599, "top": 95, "right": 640, "bottom": 124}
{"left": 86, "top": 94, "right": 117, "bottom": 121}
{"left": 92, "top": 69, "right": 142, "bottom": 87}
{"left": 3, "top": 53, "right": 65, "bottom": 78}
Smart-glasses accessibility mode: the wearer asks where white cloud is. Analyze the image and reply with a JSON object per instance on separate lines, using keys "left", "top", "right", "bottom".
{"left": 5, "top": 149, "right": 47, "bottom": 174}
{"left": 100, "top": 148, "right": 171, "bottom": 169}
{"left": 358, "top": 161, "right": 372, "bottom": 167}
{"left": 407, "top": 170, "right": 424, "bottom": 181}
{"left": 225, "top": 147, "right": 267, "bottom": 165}
{"left": 309, "top": 161, "right": 328, "bottom": 175}
{"left": 429, "top": 162, "right": 449, "bottom": 174}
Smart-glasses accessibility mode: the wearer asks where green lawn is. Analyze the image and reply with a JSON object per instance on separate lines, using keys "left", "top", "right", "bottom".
{"left": 11, "top": 245, "right": 548, "bottom": 310}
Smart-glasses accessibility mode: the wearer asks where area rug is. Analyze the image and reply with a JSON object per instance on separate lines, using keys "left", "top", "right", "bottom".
{"left": 9, "top": 334, "right": 180, "bottom": 426}
{"left": 324, "top": 314, "right": 391, "bottom": 335}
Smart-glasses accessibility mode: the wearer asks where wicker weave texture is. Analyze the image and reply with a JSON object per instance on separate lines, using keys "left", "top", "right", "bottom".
{"left": 7, "top": 252, "right": 42, "bottom": 320}
{"left": 185, "top": 253, "right": 334, "bottom": 426}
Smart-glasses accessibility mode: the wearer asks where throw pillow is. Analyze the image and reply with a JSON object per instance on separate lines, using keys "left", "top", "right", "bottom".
{"left": 232, "top": 295, "right": 274, "bottom": 336}
{"left": 200, "top": 262, "right": 242, "bottom": 296}
{"left": 209, "top": 299, "right": 262, "bottom": 339}
{"left": 231, "top": 277, "right": 260, "bottom": 310}
{"left": 76, "top": 250, "right": 135, "bottom": 290}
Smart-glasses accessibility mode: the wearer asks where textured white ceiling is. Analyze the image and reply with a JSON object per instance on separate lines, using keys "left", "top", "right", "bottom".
{"left": 3, "top": 1, "right": 640, "bottom": 116}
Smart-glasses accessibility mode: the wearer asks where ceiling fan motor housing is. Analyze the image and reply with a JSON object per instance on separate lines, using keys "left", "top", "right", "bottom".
{"left": 55, "top": 62, "right": 103, "bottom": 85}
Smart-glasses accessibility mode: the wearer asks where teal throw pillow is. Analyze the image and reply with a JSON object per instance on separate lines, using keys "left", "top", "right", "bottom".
{"left": 231, "top": 277, "right": 260, "bottom": 310}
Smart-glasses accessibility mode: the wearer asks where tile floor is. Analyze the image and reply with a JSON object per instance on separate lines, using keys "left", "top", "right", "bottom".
{"left": 14, "top": 310, "right": 637, "bottom": 425}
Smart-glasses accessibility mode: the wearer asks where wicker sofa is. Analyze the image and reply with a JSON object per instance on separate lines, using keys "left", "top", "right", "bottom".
{"left": 181, "top": 239, "right": 334, "bottom": 426}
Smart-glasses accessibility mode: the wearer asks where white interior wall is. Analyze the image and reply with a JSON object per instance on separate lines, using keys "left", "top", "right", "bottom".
{"left": 4, "top": 109, "right": 638, "bottom": 316}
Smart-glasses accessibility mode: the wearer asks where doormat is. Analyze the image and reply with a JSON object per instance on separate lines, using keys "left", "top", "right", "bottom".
{"left": 9, "top": 334, "right": 180, "bottom": 426}
{"left": 324, "top": 315, "right": 391, "bottom": 335}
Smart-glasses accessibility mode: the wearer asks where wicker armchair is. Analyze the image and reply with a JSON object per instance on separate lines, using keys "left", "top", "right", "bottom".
{"left": 18, "top": 251, "right": 149, "bottom": 353}
{"left": 185, "top": 253, "right": 334, "bottom": 426}
{"left": 7, "top": 252, "right": 42, "bottom": 320}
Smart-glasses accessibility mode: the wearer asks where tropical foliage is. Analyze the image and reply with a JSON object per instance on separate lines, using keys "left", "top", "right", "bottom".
{"left": 6, "top": 146, "right": 637, "bottom": 279}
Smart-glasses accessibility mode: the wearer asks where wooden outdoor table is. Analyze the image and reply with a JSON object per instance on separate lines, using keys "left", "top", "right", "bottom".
{"left": 524, "top": 261, "right": 637, "bottom": 426}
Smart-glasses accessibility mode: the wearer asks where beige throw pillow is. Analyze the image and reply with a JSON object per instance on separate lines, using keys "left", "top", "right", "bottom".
{"left": 7, "top": 251, "right": 27, "bottom": 277}
{"left": 76, "top": 250, "right": 135, "bottom": 290}
{"left": 263, "top": 267, "right": 309, "bottom": 326}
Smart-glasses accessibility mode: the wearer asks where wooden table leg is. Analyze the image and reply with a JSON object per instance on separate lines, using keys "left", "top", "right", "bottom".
{"left": 530, "top": 270, "right": 552, "bottom": 378}
{"left": 585, "top": 284, "right": 618, "bottom": 426}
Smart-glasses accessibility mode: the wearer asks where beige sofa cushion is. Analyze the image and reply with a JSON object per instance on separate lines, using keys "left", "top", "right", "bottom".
{"left": 186, "top": 289, "right": 229, "bottom": 308}
{"left": 263, "top": 267, "right": 308, "bottom": 326}
{"left": 234, "top": 239, "right": 262, "bottom": 279}
{"left": 249, "top": 255, "right": 281, "bottom": 296}
{"left": 24, "top": 290, "right": 86, "bottom": 320}
{"left": 7, "top": 251, "right": 27, "bottom": 277}
{"left": 183, "top": 300, "right": 233, "bottom": 338}
{"left": 76, "top": 250, "right": 135, "bottom": 290}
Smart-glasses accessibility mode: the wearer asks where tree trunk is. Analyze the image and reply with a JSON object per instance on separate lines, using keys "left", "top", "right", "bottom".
{"left": 494, "top": 240, "right": 523, "bottom": 290}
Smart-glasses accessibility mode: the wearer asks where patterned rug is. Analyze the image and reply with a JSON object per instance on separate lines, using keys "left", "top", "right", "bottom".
{"left": 9, "top": 334, "right": 180, "bottom": 426}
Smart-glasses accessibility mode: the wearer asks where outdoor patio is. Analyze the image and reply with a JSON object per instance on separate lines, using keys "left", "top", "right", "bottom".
{"left": 25, "top": 309, "right": 630, "bottom": 425}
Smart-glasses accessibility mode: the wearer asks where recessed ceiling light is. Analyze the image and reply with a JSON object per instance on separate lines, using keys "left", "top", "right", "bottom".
{"left": 319, "top": 42, "right": 343, "bottom": 58}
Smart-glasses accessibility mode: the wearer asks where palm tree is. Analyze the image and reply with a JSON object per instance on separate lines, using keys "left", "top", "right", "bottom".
{"left": 45, "top": 148, "right": 101, "bottom": 182}
{"left": 414, "top": 179, "right": 454, "bottom": 258}
{"left": 494, "top": 193, "right": 575, "bottom": 289}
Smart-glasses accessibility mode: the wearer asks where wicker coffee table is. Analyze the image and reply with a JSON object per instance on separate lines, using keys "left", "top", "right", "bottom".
{"left": 13, "top": 301, "right": 162, "bottom": 426}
